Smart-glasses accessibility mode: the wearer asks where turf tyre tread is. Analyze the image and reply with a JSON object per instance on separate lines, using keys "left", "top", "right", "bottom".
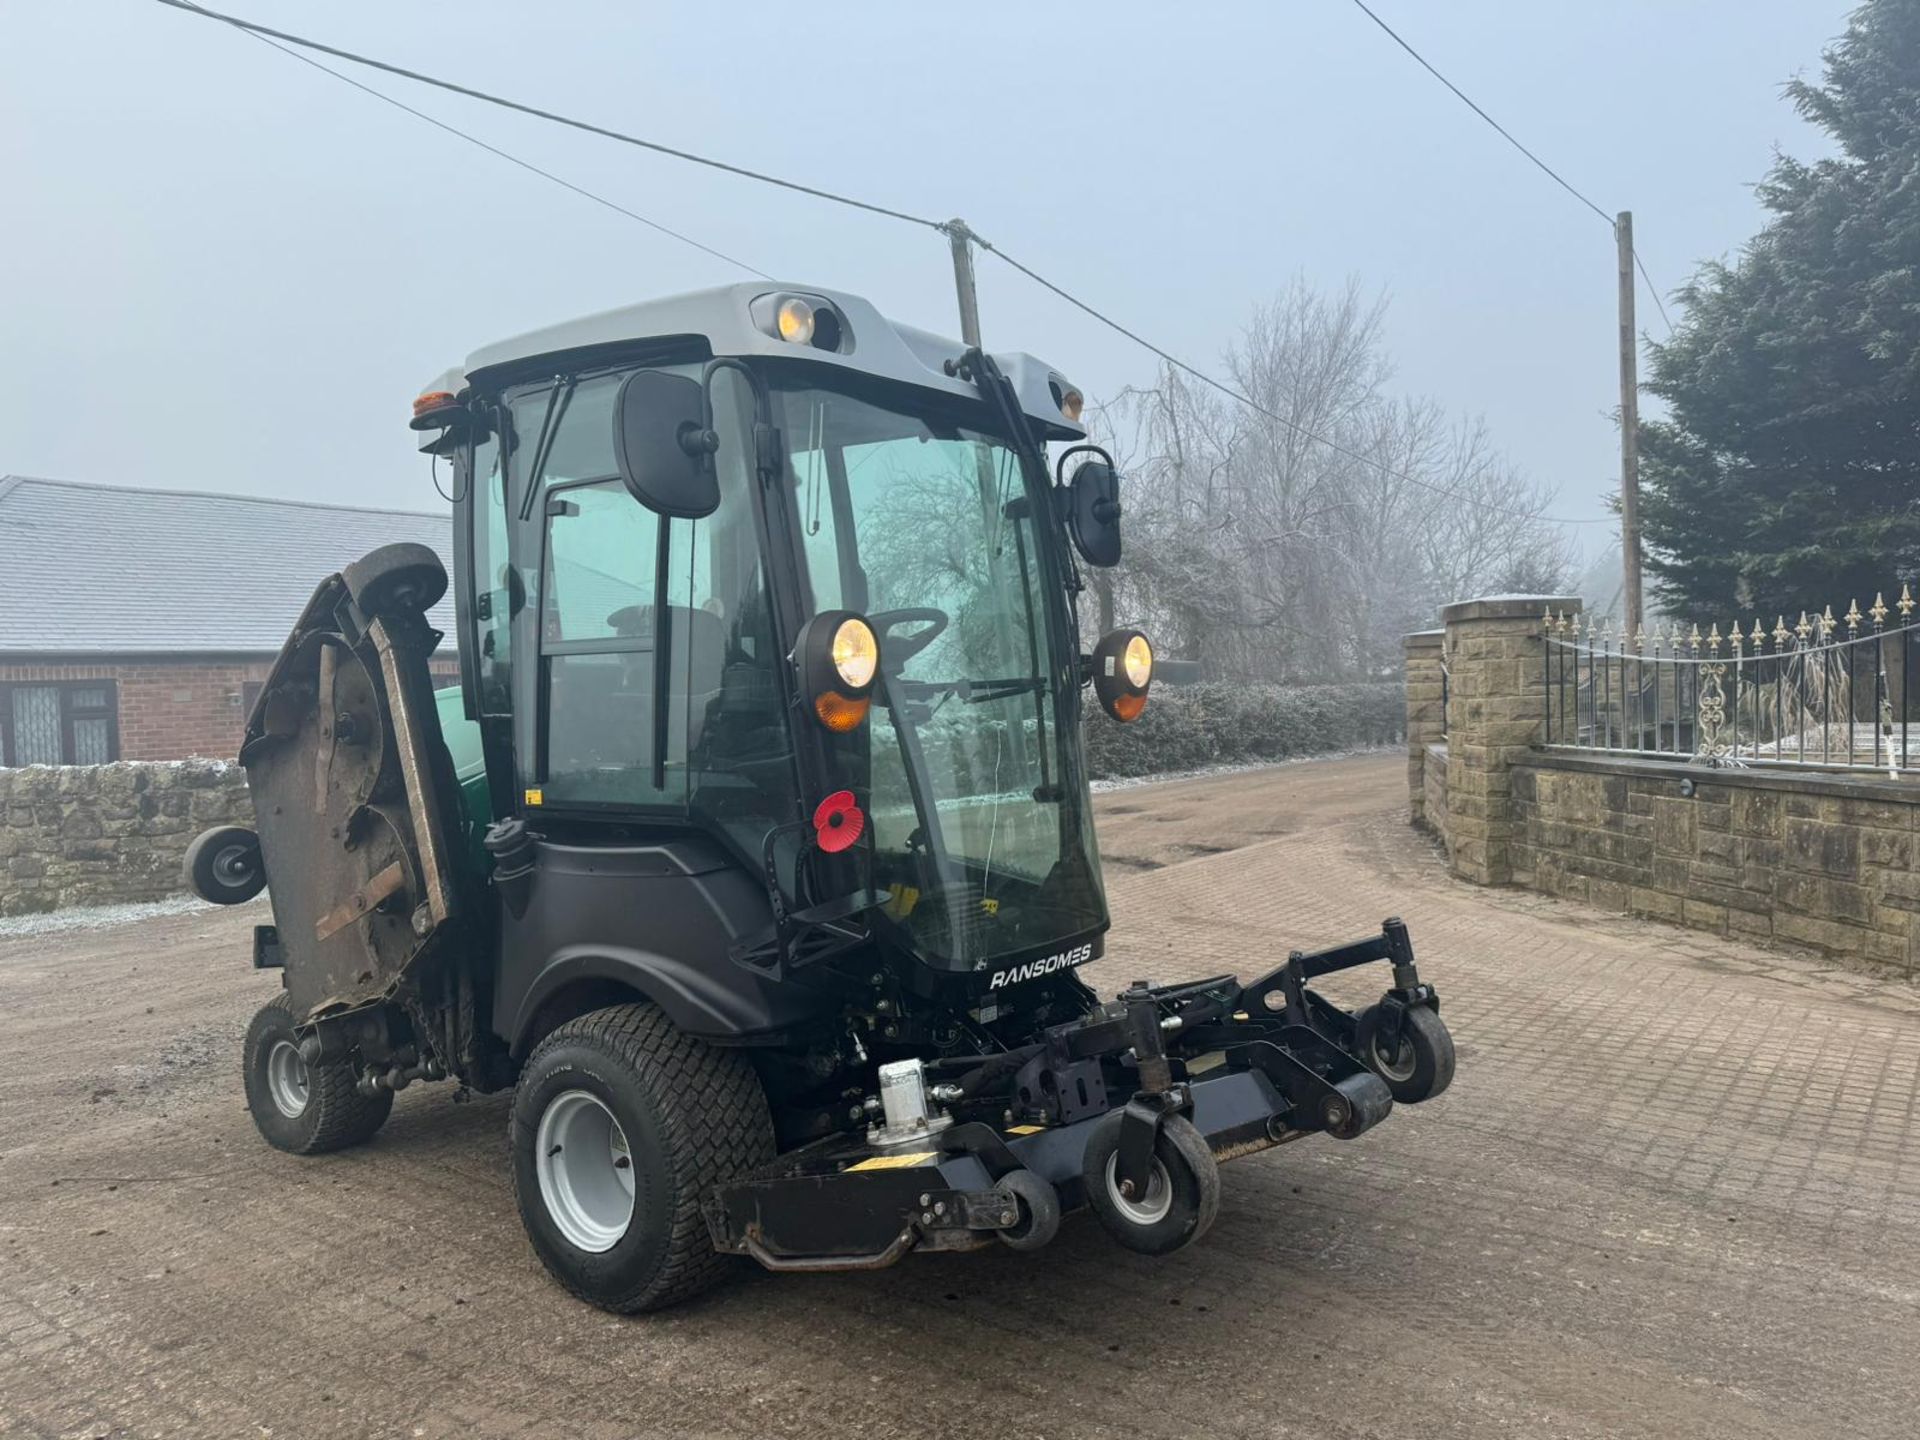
{"left": 510, "top": 1003, "right": 774, "bottom": 1313}
{"left": 243, "top": 994, "right": 393, "bottom": 1154}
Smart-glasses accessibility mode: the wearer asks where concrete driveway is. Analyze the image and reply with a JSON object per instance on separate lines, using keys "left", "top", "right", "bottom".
{"left": 3, "top": 753, "right": 1916, "bottom": 1439}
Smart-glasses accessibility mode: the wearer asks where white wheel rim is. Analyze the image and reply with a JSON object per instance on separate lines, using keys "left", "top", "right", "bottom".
{"left": 266, "top": 1039, "right": 310, "bottom": 1118}
{"left": 535, "top": 1090, "right": 635, "bottom": 1253}
{"left": 1372, "top": 1029, "right": 1417, "bottom": 1081}
{"left": 1104, "top": 1153, "right": 1174, "bottom": 1226}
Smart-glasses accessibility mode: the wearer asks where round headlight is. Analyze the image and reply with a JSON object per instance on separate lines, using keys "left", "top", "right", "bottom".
{"left": 795, "top": 609, "right": 882, "bottom": 732}
{"left": 776, "top": 297, "right": 816, "bottom": 345}
{"left": 1092, "top": 626, "right": 1154, "bottom": 723}
{"left": 830, "top": 616, "right": 878, "bottom": 690}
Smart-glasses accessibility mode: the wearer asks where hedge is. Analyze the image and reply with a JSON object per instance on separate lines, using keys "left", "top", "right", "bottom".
{"left": 1083, "top": 681, "right": 1404, "bottom": 780}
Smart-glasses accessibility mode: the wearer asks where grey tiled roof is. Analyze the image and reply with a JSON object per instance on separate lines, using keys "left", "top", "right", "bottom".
{"left": 0, "top": 476, "right": 454, "bottom": 655}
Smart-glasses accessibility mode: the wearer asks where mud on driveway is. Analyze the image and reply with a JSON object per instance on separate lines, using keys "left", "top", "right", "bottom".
{"left": 3, "top": 753, "right": 1917, "bottom": 1439}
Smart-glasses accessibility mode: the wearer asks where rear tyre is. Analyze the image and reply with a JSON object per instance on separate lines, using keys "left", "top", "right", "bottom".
{"left": 994, "top": 1168, "right": 1062, "bottom": 1252}
{"left": 242, "top": 995, "right": 393, "bottom": 1154}
{"left": 1082, "top": 1111, "right": 1220, "bottom": 1257}
{"left": 185, "top": 825, "right": 266, "bottom": 905}
{"left": 342, "top": 542, "right": 447, "bottom": 621}
{"left": 510, "top": 1003, "right": 775, "bottom": 1313}
{"left": 1355, "top": 1004, "right": 1455, "bottom": 1104}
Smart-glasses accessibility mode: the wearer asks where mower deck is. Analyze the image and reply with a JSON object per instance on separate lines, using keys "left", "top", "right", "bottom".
{"left": 711, "top": 919, "right": 1448, "bottom": 1270}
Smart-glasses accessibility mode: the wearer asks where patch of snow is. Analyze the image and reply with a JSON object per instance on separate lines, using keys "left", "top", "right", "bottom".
{"left": 1090, "top": 744, "right": 1391, "bottom": 793}
{"left": 2, "top": 758, "right": 235, "bottom": 773}
{"left": 0, "top": 894, "right": 222, "bottom": 940}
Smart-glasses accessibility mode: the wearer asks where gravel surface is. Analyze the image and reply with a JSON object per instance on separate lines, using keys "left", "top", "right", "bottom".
{"left": 2, "top": 752, "right": 1916, "bottom": 1439}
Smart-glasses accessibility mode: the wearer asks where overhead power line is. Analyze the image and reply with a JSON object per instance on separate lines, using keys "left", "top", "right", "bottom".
{"left": 1345, "top": 0, "right": 1674, "bottom": 332}
{"left": 149, "top": 0, "right": 1603, "bottom": 528}
{"left": 174, "top": 1, "right": 767, "bottom": 279}
{"left": 150, "top": 0, "right": 945, "bottom": 232}
{"left": 1630, "top": 250, "right": 1671, "bottom": 330}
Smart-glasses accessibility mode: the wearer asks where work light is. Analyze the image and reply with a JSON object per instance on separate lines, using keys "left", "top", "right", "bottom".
{"left": 775, "top": 297, "right": 815, "bottom": 346}
{"left": 1092, "top": 628, "right": 1153, "bottom": 722}
{"left": 796, "top": 610, "right": 881, "bottom": 732}
{"left": 751, "top": 292, "right": 848, "bottom": 351}
{"left": 830, "top": 616, "right": 879, "bottom": 689}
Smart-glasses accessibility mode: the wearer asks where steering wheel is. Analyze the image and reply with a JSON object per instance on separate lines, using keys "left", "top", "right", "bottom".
{"left": 868, "top": 607, "right": 949, "bottom": 670}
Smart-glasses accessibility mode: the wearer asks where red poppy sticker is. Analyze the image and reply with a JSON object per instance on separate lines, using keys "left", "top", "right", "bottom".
{"left": 812, "top": 790, "right": 865, "bottom": 854}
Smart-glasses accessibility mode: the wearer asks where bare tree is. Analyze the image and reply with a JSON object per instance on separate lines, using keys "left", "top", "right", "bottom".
{"left": 1081, "top": 279, "right": 1571, "bottom": 683}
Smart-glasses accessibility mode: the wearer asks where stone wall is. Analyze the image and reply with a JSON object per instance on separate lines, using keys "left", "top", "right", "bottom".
{"left": 1405, "top": 592, "right": 1920, "bottom": 976}
{"left": 1511, "top": 753, "right": 1919, "bottom": 975}
{"left": 0, "top": 762, "right": 253, "bottom": 915}
{"left": 1436, "top": 594, "right": 1579, "bottom": 884}
{"left": 1403, "top": 631, "right": 1445, "bottom": 829}
{"left": 1424, "top": 743, "right": 1449, "bottom": 853}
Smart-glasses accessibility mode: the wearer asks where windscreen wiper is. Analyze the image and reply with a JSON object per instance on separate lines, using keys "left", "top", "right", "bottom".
{"left": 515, "top": 375, "right": 576, "bottom": 522}
{"left": 889, "top": 675, "right": 1044, "bottom": 705}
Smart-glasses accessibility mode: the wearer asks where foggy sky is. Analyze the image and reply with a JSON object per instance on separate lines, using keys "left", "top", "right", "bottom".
{"left": 2, "top": 1, "right": 1844, "bottom": 557}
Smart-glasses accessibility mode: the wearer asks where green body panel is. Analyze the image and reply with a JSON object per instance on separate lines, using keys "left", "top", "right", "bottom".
{"left": 434, "top": 686, "right": 492, "bottom": 879}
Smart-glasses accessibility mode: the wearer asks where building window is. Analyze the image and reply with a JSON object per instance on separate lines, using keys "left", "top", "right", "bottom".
{"left": 0, "top": 681, "right": 119, "bottom": 766}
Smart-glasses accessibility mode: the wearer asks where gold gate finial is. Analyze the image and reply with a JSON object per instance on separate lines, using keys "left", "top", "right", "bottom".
{"left": 1870, "top": 592, "right": 1888, "bottom": 626}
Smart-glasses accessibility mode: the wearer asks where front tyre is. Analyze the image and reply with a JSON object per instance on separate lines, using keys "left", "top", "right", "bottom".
{"left": 510, "top": 1004, "right": 775, "bottom": 1313}
{"left": 242, "top": 995, "right": 392, "bottom": 1154}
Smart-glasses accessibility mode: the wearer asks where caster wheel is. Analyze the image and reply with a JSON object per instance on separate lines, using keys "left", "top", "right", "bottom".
{"left": 1082, "top": 1111, "right": 1220, "bottom": 1256}
{"left": 184, "top": 825, "right": 266, "bottom": 905}
{"left": 1355, "top": 1004, "right": 1456, "bottom": 1104}
{"left": 993, "top": 1168, "right": 1061, "bottom": 1252}
{"left": 342, "top": 542, "right": 447, "bottom": 621}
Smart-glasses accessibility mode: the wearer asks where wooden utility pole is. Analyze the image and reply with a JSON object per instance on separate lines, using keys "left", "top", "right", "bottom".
{"left": 946, "top": 218, "right": 983, "bottom": 347}
{"left": 1616, "top": 210, "right": 1644, "bottom": 638}
{"left": 943, "top": 214, "right": 1034, "bottom": 772}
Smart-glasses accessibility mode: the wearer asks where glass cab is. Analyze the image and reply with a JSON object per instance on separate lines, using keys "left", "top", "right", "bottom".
{"left": 452, "top": 355, "right": 1107, "bottom": 980}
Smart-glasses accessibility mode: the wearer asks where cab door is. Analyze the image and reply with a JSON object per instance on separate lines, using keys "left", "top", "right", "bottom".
{"left": 453, "top": 410, "right": 519, "bottom": 818}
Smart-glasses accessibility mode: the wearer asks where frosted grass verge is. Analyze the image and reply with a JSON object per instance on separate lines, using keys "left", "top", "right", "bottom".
{"left": 1090, "top": 744, "right": 1390, "bottom": 793}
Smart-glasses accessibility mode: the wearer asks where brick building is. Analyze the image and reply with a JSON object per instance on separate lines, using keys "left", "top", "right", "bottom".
{"left": 0, "top": 476, "right": 454, "bottom": 764}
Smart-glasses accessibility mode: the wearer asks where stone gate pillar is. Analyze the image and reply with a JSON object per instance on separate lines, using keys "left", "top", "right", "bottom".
{"left": 1403, "top": 629, "right": 1445, "bottom": 829}
{"left": 1442, "top": 594, "right": 1580, "bottom": 885}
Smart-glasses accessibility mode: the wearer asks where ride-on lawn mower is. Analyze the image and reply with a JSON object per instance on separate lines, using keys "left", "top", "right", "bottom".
{"left": 191, "top": 283, "right": 1454, "bottom": 1311}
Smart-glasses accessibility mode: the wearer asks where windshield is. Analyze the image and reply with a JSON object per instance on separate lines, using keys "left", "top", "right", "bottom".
{"left": 773, "top": 377, "right": 1107, "bottom": 974}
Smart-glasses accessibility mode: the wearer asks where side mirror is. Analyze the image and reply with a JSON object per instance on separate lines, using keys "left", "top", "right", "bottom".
{"left": 613, "top": 370, "right": 720, "bottom": 519}
{"left": 1066, "top": 460, "right": 1123, "bottom": 568}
